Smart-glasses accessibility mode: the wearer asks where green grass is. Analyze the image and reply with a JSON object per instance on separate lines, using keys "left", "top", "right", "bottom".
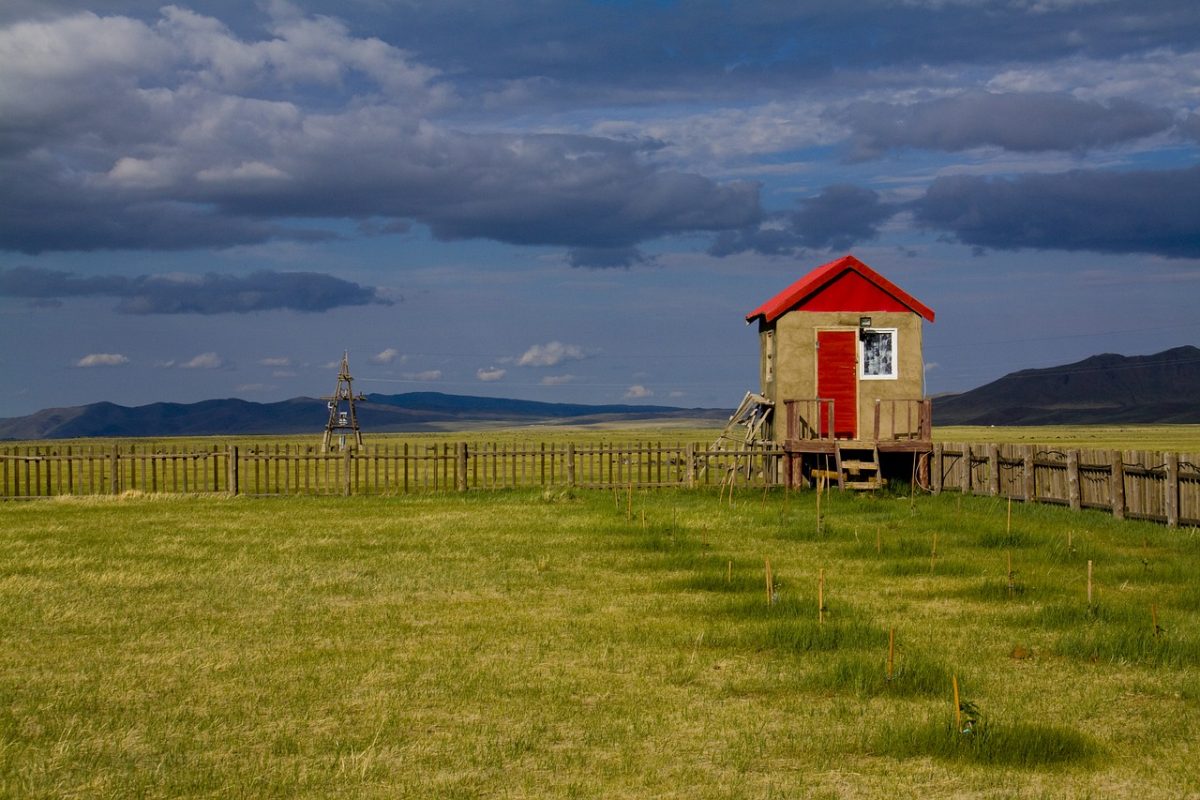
{"left": 2, "top": 488, "right": 1199, "bottom": 798}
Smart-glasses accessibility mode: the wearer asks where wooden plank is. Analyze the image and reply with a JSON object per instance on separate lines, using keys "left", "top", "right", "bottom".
{"left": 1166, "top": 452, "right": 1179, "bottom": 528}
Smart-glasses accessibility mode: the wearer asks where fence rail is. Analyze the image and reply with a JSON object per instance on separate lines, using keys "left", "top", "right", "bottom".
{"left": 932, "top": 442, "right": 1200, "bottom": 527}
{"left": 0, "top": 441, "right": 782, "bottom": 498}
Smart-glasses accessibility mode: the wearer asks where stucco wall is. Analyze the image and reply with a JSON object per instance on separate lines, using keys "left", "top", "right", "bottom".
{"left": 758, "top": 310, "right": 925, "bottom": 440}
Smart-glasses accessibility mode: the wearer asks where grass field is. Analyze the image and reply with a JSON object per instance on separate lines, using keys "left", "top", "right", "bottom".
{"left": 2, "top": 486, "right": 1198, "bottom": 798}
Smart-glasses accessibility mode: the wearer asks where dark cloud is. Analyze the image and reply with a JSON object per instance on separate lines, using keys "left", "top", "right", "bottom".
{"left": 835, "top": 92, "right": 1176, "bottom": 159}
{"left": 567, "top": 246, "right": 647, "bottom": 269}
{"left": 910, "top": 165, "right": 1200, "bottom": 258}
{"left": 709, "top": 185, "right": 896, "bottom": 256}
{"left": 0, "top": 267, "right": 391, "bottom": 313}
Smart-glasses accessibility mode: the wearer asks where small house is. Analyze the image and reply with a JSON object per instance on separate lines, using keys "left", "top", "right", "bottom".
{"left": 745, "top": 255, "right": 935, "bottom": 488}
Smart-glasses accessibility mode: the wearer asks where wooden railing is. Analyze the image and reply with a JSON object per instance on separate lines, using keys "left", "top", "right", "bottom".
{"left": 783, "top": 398, "right": 931, "bottom": 442}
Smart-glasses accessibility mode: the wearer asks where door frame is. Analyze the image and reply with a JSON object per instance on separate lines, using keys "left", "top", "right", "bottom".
{"left": 815, "top": 328, "right": 859, "bottom": 439}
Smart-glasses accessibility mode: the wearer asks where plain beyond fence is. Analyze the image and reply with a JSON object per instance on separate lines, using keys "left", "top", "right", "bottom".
{"left": 3, "top": 440, "right": 1198, "bottom": 527}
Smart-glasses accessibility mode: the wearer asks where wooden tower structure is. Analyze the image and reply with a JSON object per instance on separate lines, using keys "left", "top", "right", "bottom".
{"left": 321, "top": 351, "right": 365, "bottom": 452}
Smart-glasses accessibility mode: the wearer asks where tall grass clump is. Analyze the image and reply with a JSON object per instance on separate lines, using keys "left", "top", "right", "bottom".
{"left": 813, "top": 651, "right": 951, "bottom": 698}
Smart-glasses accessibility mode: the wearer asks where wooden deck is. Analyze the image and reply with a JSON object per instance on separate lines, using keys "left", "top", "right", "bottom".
{"left": 780, "top": 398, "right": 932, "bottom": 488}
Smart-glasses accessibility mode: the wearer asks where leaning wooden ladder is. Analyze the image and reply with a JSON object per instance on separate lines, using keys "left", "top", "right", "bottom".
{"left": 709, "top": 392, "right": 775, "bottom": 490}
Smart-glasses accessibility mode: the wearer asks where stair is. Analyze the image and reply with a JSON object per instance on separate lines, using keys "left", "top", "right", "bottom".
{"left": 833, "top": 443, "right": 883, "bottom": 490}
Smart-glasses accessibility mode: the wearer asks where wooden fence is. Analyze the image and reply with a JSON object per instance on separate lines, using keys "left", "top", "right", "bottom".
{"left": 4, "top": 439, "right": 1198, "bottom": 528}
{"left": 933, "top": 443, "right": 1200, "bottom": 527}
{"left": 0, "top": 441, "right": 782, "bottom": 499}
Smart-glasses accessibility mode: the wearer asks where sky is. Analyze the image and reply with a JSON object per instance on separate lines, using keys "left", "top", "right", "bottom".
{"left": 1, "top": 0, "right": 1198, "bottom": 419}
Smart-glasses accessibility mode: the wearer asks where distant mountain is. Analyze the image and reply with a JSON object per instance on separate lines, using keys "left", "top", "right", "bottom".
{"left": 0, "top": 392, "right": 731, "bottom": 440}
{"left": 934, "top": 346, "right": 1200, "bottom": 425}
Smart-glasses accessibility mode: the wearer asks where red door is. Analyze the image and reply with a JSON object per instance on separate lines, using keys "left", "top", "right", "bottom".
{"left": 816, "top": 330, "right": 857, "bottom": 439}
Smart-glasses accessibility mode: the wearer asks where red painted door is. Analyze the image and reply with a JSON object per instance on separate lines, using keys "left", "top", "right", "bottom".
{"left": 816, "top": 330, "right": 857, "bottom": 439}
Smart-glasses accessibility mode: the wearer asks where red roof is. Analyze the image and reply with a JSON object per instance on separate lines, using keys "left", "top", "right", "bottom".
{"left": 745, "top": 255, "right": 935, "bottom": 324}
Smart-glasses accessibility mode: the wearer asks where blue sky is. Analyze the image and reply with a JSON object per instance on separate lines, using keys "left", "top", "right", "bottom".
{"left": 1, "top": 0, "right": 1198, "bottom": 418}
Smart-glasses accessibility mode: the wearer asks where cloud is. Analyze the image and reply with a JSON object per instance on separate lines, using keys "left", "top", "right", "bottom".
{"left": 567, "top": 246, "right": 648, "bottom": 269}
{"left": 75, "top": 353, "right": 129, "bottom": 367}
{"left": 180, "top": 352, "right": 224, "bottom": 369}
{"left": 624, "top": 384, "right": 653, "bottom": 399}
{"left": 368, "top": 348, "right": 403, "bottom": 365}
{"left": 0, "top": 267, "right": 390, "bottom": 314}
{"left": 259, "top": 357, "right": 292, "bottom": 367}
{"left": 0, "top": 7, "right": 761, "bottom": 256}
{"left": 403, "top": 370, "right": 443, "bottom": 381}
{"left": 540, "top": 374, "right": 576, "bottom": 386}
{"left": 476, "top": 366, "right": 506, "bottom": 382}
{"left": 834, "top": 91, "right": 1176, "bottom": 159}
{"left": 910, "top": 165, "right": 1200, "bottom": 258}
{"left": 516, "top": 341, "right": 587, "bottom": 368}
{"left": 711, "top": 185, "right": 897, "bottom": 256}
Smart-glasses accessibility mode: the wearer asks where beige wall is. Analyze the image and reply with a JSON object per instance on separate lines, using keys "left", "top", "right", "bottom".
{"left": 758, "top": 310, "right": 925, "bottom": 440}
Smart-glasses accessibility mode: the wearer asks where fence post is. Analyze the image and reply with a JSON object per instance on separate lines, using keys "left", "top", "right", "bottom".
{"left": 1023, "top": 446, "right": 1035, "bottom": 503}
{"left": 1110, "top": 449, "right": 1125, "bottom": 521}
{"left": 110, "top": 445, "right": 120, "bottom": 495}
{"left": 960, "top": 443, "right": 969, "bottom": 494}
{"left": 566, "top": 443, "right": 575, "bottom": 487}
{"left": 685, "top": 443, "right": 696, "bottom": 488}
{"left": 931, "top": 443, "right": 943, "bottom": 494}
{"left": 228, "top": 445, "right": 239, "bottom": 495}
{"left": 457, "top": 442, "right": 468, "bottom": 492}
{"left": 988, "top": 443, "right": 1001, "bottom": 496}
{"left": 1165, "top": 452, "right": 1179, "bottom": 528}
{"left": 1067, "top": 450, "right": 1081, "bottom": 511}
{"left": 343, "top": 449, "right": 352, "bottom": 496}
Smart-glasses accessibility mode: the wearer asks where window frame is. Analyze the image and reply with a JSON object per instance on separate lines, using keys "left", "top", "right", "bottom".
{"left": 859, "top": 328, "right": 898, "bottom": 381}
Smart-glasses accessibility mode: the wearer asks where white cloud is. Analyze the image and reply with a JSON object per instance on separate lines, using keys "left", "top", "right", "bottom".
{"left": 404, "top": 370, "right": 443, "bottom": 381}
{"left": 75, "top": 353, "right": 129, "bottom": 367}
{"left": 516, "top": 341, "right": 586, "bottom": 367}
{"left": 259, "top": 356, "right": 292, "bottom": 367}
{"left": 369, "top": 347, "right": 403, "bottom": 364}
{"left": 540, "top": 374, "right": 576, "bottom": 386}
{"left": 624, "top": 384, "right": 653, "bottom": 399}
{"left": 476, "top": 366, "right": 506, "bottom": 382}
{"left": 181, "top": 352, "right": 224, "bottom": 369}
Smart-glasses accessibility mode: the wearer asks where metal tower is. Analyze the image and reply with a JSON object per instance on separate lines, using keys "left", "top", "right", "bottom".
{"left": 321, "top": 351, "right": 365, "bottom": 452}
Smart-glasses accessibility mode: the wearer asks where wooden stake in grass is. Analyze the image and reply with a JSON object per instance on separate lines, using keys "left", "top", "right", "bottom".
{"left": 930, "top": 532, "right": 938, "bottom": 573}
{"left": 626, "top": 479, "right": 633, "bottom": 522}
{"left": 1087, "top": 559, "right": 1094, "bottom": 611}
{"left": 952, "top": 674, "right": 962, "bottom": 731}
{"left": 818, "top": 568, "right": 826, "bottom": 624}
{"left": 887, "top": 627, "right": 895, "bottom": 681}
{"left": 815, "top": 474, "right": 824, "bottom": 535}
{"left": 764, "top": 558, "right": 774, "bottom": 606}
{"left": 727, "top": 559, "right": 732, "bottom": 585}
{"left": 876, "top": 526, "right": 882, "bottom": 555}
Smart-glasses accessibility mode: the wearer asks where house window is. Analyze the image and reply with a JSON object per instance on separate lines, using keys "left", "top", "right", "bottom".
{"left": 860, "top": 329, "right": 897, "bottom": 380}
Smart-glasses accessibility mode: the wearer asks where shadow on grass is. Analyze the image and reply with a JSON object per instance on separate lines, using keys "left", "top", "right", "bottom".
{"left": 874, "top": 718, "right": 1100, "bottom": 767}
